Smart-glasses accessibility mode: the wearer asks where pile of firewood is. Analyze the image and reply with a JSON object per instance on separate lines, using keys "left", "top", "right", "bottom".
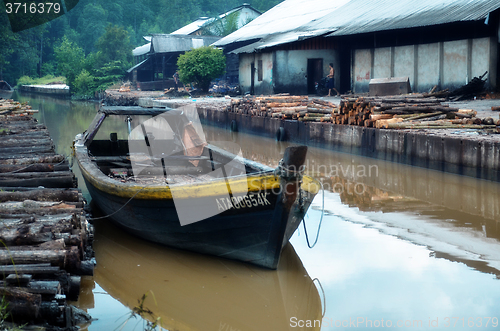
{"left": 229, "top": 93, "right": 499, "bottom": 131}
{"left": 340, "top": 95, "right": 499, "bottom": 130}
{"left": 0, "top": 98, "right": 38, "bottom": 117}
{"left": 230, "top": 95, "right": 338, "bottom": 122}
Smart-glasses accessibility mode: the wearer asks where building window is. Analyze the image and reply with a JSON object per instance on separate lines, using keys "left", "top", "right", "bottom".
{"left": 258, "top": 60, "right": 263, "bottom": 81}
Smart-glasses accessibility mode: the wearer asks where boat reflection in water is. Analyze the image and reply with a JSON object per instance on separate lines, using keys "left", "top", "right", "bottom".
{"left": 91, "top": 216, "right": 322, "bottom": 331}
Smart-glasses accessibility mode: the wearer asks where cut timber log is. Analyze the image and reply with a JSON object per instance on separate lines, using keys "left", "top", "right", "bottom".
{"left": 404, "top": 111, "right": 444, "bottom": 121}
{"left": 384, "top": 122, "right": 497, "bottom": 129}
{"left": 458, "top": 109, "right": 478, "bottom": 116}
{"left": 0, "top": 171, "right": 75, "bottom": 188}
{"left": 0, "top": 188, "right": 80, "bottom": 202}
{"left": 0, "top": 162, "right": 68, "bottom": 173}
{"left": 0, "top": 263, "right": 61, "bottom": 275}
{"left": 376, "top": 118, "right": 404, "bottom": 129}
{"left": 0, "top": 246, "right": 82, "bottom": 273}
{"left": 270, "top": 106, "right": 307, "bottom": 113}
{"left": 0, "top": 155, "right": 65, "bottom": 165}
{"left": 0, "top": 287, "right": 41, "bottom": 320}
{"left": 370, "top": 114, "right": 393, "bottom": 121}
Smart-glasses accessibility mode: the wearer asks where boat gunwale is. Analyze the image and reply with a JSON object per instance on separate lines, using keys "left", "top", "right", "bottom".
{"left": 76, "top": 142, "right": 320, "bottom": 200}
{"left": 76, "top": 108, "right": 320, "bottom": 200}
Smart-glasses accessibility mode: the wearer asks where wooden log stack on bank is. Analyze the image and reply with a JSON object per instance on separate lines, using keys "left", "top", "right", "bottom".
{"left": 0, "top": 98, "right": 94, "bottom": 329}
{"left": 340, "top": 95, "right": 499, "bottom": 130}
{"left": 230, "top": 95, "right": 338, "bottom": 123}
{"left": 230, "top": 94, "right": 500, "bottom": 132}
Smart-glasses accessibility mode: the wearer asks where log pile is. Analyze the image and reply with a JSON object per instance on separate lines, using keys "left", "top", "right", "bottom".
{"left": 229, "top": 94, "right": 499, "bottom": 132}
{"left": 339, "top": 95, "right": 499, "bottom": 130}
{"left": 0, "top": 100, "right": 94, "bottom": 329}
{"left": 230, "top": 95, "right": 338, "bottom": 122}
{"left": 0, "top": 98, "right": 38, "bottom": 117}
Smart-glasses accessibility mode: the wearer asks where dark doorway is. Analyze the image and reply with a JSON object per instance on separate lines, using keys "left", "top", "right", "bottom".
{"left": 497, "top": 40, "right": 500, "bottom": 92}
{"left": 307, "top": 59, "right": 323, "bottom": 94}
{"left": 250, "top": 62, "right": 255, "bottom": 95}
{"left": 339, "top": 45, "right": 351, "bottom": 94}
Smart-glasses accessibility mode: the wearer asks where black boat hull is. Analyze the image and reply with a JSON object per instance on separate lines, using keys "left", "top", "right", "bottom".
{"left": 85, "top": 176, "right": 315, "bottom": 268}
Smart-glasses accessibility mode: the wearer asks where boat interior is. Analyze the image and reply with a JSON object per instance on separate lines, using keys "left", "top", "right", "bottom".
{"left": 87, "top": 132, "right": 272, "bottom": 183}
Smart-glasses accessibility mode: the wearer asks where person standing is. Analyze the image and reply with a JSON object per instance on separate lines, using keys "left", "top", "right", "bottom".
{"left": 327, "top": 63, "right": 340, "bottom": 97}
{"left": 173, "top": 71, "right": 179, "bottom": 91}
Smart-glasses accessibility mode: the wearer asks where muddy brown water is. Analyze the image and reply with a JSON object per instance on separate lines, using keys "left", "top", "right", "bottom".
{"left": 14, "top": 92, "right": 500, "bottom": 330}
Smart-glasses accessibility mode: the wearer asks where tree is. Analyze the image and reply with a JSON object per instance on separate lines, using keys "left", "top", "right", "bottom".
{"left": 0, "top": 14, "right": 19, "bottom": 81}
{"left": 76, "top": 2, "right": 108, "bottom": 53}
{"left": 95, "top": 24, "right": 133, "bottom": 68}
{"left": 177, "top": 46, "right": 225, "bottom": 92}
{"left": 53, "top": 36, "right": 85, "bottom": 89}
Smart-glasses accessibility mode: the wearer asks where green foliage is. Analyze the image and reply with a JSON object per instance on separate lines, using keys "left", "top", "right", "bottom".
{"left": 95, "top": 25, "right": 133, "bottom": 69}
{"left": 0, "top": 295, "right": 10, "bottom": 327}
{"left": 76, "top": 2, "right": 109, "bottom": 53}
{"left": 53, "top": 36, "right": 85, "bottom": 89}
{"left": 72, "top": 61, "right": 125, "bottom": 98}
{"left": 200, "top": 12, "right": 240, "bottom": 37}
{"left": 41, "top": 62, "right": 56, "bottom": 77}
{"left": 73, "top": 70, "right": 95, "bottom": 96}
{"left": 1, "top": 0, "right": 283, "bottom": 93}
{"left": 15, "top": 75, "right": 65, "bottom": 88}
{"left": 177, "top": 46, "right": 226, "bottom": 92}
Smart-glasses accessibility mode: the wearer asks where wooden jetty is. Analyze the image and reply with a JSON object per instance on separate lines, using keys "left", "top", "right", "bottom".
{"left": 0, "top": 98, "right": 94, "bottom": 329}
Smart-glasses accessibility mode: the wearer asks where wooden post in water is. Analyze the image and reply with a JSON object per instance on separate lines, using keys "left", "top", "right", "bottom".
{"left": 264, "top": 145, "right": 307, "bottom": 269}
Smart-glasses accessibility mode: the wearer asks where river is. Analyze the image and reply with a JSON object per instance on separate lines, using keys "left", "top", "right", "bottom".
{"left": 12, "top": 91, "right": 500, "bottom": 330}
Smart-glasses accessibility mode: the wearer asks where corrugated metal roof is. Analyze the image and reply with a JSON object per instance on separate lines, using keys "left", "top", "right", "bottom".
{"left": 216, "top": 0, "right": 500, "bottom": 52}
{"left": 171, "top": 17, "right": 211, "bottom": 35}
{"left": 151, "top": 34, "right": 221, "bottom": 53}
{"left": 126, "top": 58, "right": 149, "bottom": 73}
{"left": 320, "top": 0, "right": 500, "bottom": 37}
{"left": 132, "top": 43, "right": 151, "bottom": 57}
{"left": 213, "top": 0, "right": 350, "bottom": 47}
{"left": 171, "top": 4, "right": 262, "bottom": 36}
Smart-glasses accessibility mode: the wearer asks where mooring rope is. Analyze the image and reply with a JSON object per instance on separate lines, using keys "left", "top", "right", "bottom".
{"left": 87, "top": 185, "right": 147, "bottom": 221}
{"left": 302, "top": 179, "right": 325, "bottom": 249}
{"left": 309, "top": 277, "right": 326, "bottom": 318}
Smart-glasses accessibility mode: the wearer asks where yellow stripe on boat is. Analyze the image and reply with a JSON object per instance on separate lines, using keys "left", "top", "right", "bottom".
{"left": 77, "top": 152, "right": 320, "bottom": 200}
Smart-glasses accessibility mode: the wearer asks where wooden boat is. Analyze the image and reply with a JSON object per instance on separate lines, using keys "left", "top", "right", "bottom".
{"left": 74, "top": 106, "right": 320, "bottom": 269}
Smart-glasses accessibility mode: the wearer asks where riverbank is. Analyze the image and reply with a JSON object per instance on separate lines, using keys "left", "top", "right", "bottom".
{"left": 19, "top": 84, "right": 70, "bottom": 97}
{"left": 0, "top": 98, "right": 94, "bottom": 330}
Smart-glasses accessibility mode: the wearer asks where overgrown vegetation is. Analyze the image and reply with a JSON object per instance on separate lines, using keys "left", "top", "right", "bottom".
{"left": 177, "top": 46, "right": 226, "bottom": 92}
{"left": 15, "top": 75, "right": 66, "bottom": 88}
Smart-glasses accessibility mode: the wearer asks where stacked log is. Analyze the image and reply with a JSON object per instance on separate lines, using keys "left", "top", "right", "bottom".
{"left": 229, "top": 94, "right": 498, "bottom": 132}
{"left": 230, "top": 94, "right": 338, "bottom": 122}
{"left": 0, "top": 98, "right": 38, "bottom": 117}
{"left": 0, "top": 104, "right": 94, "bottom": 328}
{"left": 338, "top": 95, "right": 499, "bottom": 131}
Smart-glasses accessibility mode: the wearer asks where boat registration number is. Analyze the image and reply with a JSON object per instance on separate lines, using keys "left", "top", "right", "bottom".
{"left": 215, "top": 192, "right": 271, "bottom": 211}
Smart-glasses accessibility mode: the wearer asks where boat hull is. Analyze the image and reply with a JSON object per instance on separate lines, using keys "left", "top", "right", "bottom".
{"left": 84, "top": 175, "right": 315, "bottom": 269}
